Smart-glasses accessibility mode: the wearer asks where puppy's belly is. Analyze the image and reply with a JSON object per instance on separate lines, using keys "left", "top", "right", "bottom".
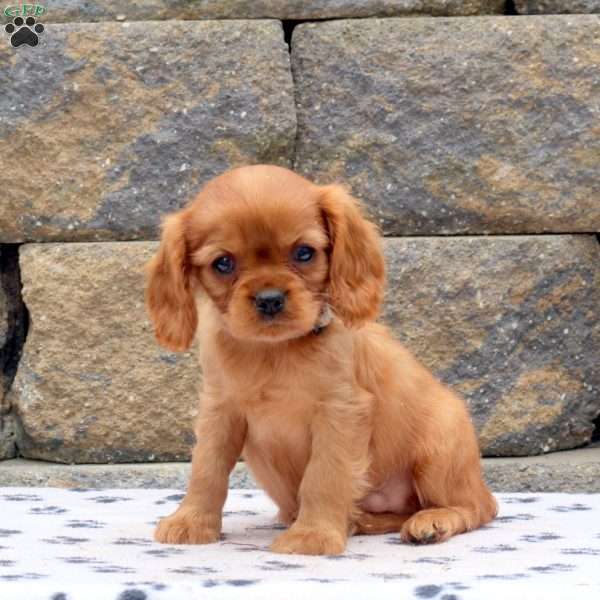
{"left": 361, "top": 470, "right": 417, "bottom": 514}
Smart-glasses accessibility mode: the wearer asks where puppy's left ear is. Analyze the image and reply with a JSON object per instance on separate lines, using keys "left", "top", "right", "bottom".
{"left": 319, "top": 184, "right": 385, "bottom": 327}
{"left": 145, "top": 210, "right": 198, "bottom": 352}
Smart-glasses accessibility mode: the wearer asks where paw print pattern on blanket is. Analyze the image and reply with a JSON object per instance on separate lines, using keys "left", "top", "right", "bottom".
{"left": 0, "top": 489, "right": 599, "bottom": 599}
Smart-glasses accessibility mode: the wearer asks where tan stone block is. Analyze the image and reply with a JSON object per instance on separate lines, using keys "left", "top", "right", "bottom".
{"left": 13, "top": 242, "right": 199, "bottom": 462}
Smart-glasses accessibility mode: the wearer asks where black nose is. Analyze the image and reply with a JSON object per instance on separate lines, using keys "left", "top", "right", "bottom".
{"left": 255, "top": 289, "right": 286, "bottom": 317}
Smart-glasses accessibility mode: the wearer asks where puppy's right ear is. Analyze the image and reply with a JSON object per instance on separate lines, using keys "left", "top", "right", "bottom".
{"left": 145, "top": 210, "right": 198, "bottom": 352}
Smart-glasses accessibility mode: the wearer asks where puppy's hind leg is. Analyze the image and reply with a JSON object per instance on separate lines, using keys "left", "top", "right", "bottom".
{"left": 401, "top": 449, "right": 498, "bottom": 544}
{"left": 353, "top": 512, "right": 411, "bottom": 535}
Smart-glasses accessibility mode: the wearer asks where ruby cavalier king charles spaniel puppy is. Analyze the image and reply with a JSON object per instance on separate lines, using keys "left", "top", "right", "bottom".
{"left": 145, "top": 164, "right": 497, "bottom": 555}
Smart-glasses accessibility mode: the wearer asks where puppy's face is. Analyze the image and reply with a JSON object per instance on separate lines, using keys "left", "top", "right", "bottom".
{"left": 146, "top": 165, "right": 385, "bottom": 351}
{"left": 189, "top": 170, "right": 329, "bottom": 342}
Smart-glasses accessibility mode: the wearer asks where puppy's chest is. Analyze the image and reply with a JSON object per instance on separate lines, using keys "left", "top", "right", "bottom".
{"left": 241, "top": 384, "right": 315, "bottom": 452}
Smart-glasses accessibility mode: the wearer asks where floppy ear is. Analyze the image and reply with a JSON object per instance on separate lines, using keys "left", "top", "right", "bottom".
{"left": 145, "top": 210, "right": 198, "bottom": 352}
{"left": 319, "top": 184, "right": 385, "bottom": 327}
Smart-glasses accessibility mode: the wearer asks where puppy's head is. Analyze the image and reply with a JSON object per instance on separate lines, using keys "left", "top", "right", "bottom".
{"left": 145, "top": 165, "right": 385, "bottom": 350}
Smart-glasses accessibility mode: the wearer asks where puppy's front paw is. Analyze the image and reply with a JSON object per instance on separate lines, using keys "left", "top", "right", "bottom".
{"left": 154, "top": 507, "right": 221, "bottom": 545}
{"left": 270, "top": 526, "right": 346, "bottom": 555}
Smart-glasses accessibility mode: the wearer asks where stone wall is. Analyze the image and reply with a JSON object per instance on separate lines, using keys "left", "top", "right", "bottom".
{"left": 1, "top": 2, "right": 599, "bottom": 463}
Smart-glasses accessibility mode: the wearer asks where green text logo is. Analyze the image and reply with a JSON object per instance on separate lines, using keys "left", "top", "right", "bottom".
{"left": 4, "top": 4, "right": 46, "bottom": 18}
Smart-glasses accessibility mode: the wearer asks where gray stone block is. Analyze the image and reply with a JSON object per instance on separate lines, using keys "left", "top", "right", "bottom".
{"left": 292, "top": 16, "right": 600, "bottom": 234}
{"left": 2, "top": 448, "right": 600, "bottom": 493}
{"left": 0, "top": 21, "right": 295, "bottom": 242}
{"left": 383, "top": 235, "right": 600, "bottom": 456}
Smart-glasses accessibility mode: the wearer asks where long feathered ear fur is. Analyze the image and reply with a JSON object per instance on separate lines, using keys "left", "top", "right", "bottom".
{"left": 145, "top": 211, "right": 198, "bottom": 352}
{"left": 319, "top": 184, "right": 385, "bottom": 328}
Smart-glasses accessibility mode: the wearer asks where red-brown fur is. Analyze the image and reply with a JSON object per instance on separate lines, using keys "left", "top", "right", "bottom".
{"left": 145, "top": 164, "right": 497, "bottom": 555}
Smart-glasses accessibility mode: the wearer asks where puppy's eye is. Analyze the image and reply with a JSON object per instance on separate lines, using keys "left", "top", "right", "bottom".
{"left": 212, "top": 255, "right": 236, "bottom": 274}
{"left": 292, "top": 245, "right": 315, "bottom": 263}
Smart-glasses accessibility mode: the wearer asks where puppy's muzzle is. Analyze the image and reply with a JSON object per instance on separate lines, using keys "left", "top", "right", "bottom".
{"left": 255, "top": 288, "right": 286, "bottom": 318}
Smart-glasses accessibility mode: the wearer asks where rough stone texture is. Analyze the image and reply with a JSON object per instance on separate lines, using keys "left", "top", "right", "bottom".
{"left": 292, "top": 16, "right": 600, "bottom": 235}
{"left": 0, "top": 413, "right": 17, "bottom": 460}
{"left": 1, "top": 246, "right": 26, "bottom": 460}
{"left": 34, "top": 1, "right": 505, "bottom": 22}
{"left": 483, "top": 445, "right": 600, "bottom": 492}
{"left": 515, "top": 1, "right": 600, "bottom": 13}
{"left": 383, "top": 236, "right": 600, "bottom": 456}
{"left": 0, "top": 246, "right": 26, "bottom": 401}
{"left": 0, "top": 459, "right": 253, "bottom": 490}
{"left": 2, "top": 448, "right": 600, "bottom": 492}
{"left": 12, "top": 242, "right": 201, "bottom": 463}
{"left": 0, "top": 21, "right": 295, "bottom": 242}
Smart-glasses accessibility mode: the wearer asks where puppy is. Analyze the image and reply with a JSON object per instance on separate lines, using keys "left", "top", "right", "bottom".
{"left": 145, "top": 164, "right": 497, "bottom": 555}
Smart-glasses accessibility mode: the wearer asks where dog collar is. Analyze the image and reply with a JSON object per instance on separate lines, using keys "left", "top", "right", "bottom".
{"left": 312, "top": 304, "right": 333, "bottom": 336}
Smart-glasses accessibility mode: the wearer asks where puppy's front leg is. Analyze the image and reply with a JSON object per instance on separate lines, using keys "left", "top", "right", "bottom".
{"left": 271, "top": 398, "right": 368, "bottom": 556}
{"left": 155, "top": 396, "right": 246, "bottom": 544}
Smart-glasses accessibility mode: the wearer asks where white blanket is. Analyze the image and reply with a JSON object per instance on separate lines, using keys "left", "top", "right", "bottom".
{"left": 0, "top": 488, "right": 599, "bottom": 599}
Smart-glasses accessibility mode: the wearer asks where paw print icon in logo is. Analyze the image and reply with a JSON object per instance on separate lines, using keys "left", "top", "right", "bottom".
{"left": 5, "top": 16, "right": 44, "bottom": 47}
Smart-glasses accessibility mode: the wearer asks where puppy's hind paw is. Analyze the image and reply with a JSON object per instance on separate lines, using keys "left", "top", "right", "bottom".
{"left": 400, "top": 508, "right": 461, "bottom": 544}
{"left": 154, "top": 507, "right": 221, "bottom": 545}
{"left": 271, "top": 526, "right": 346, "bottom": 556}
